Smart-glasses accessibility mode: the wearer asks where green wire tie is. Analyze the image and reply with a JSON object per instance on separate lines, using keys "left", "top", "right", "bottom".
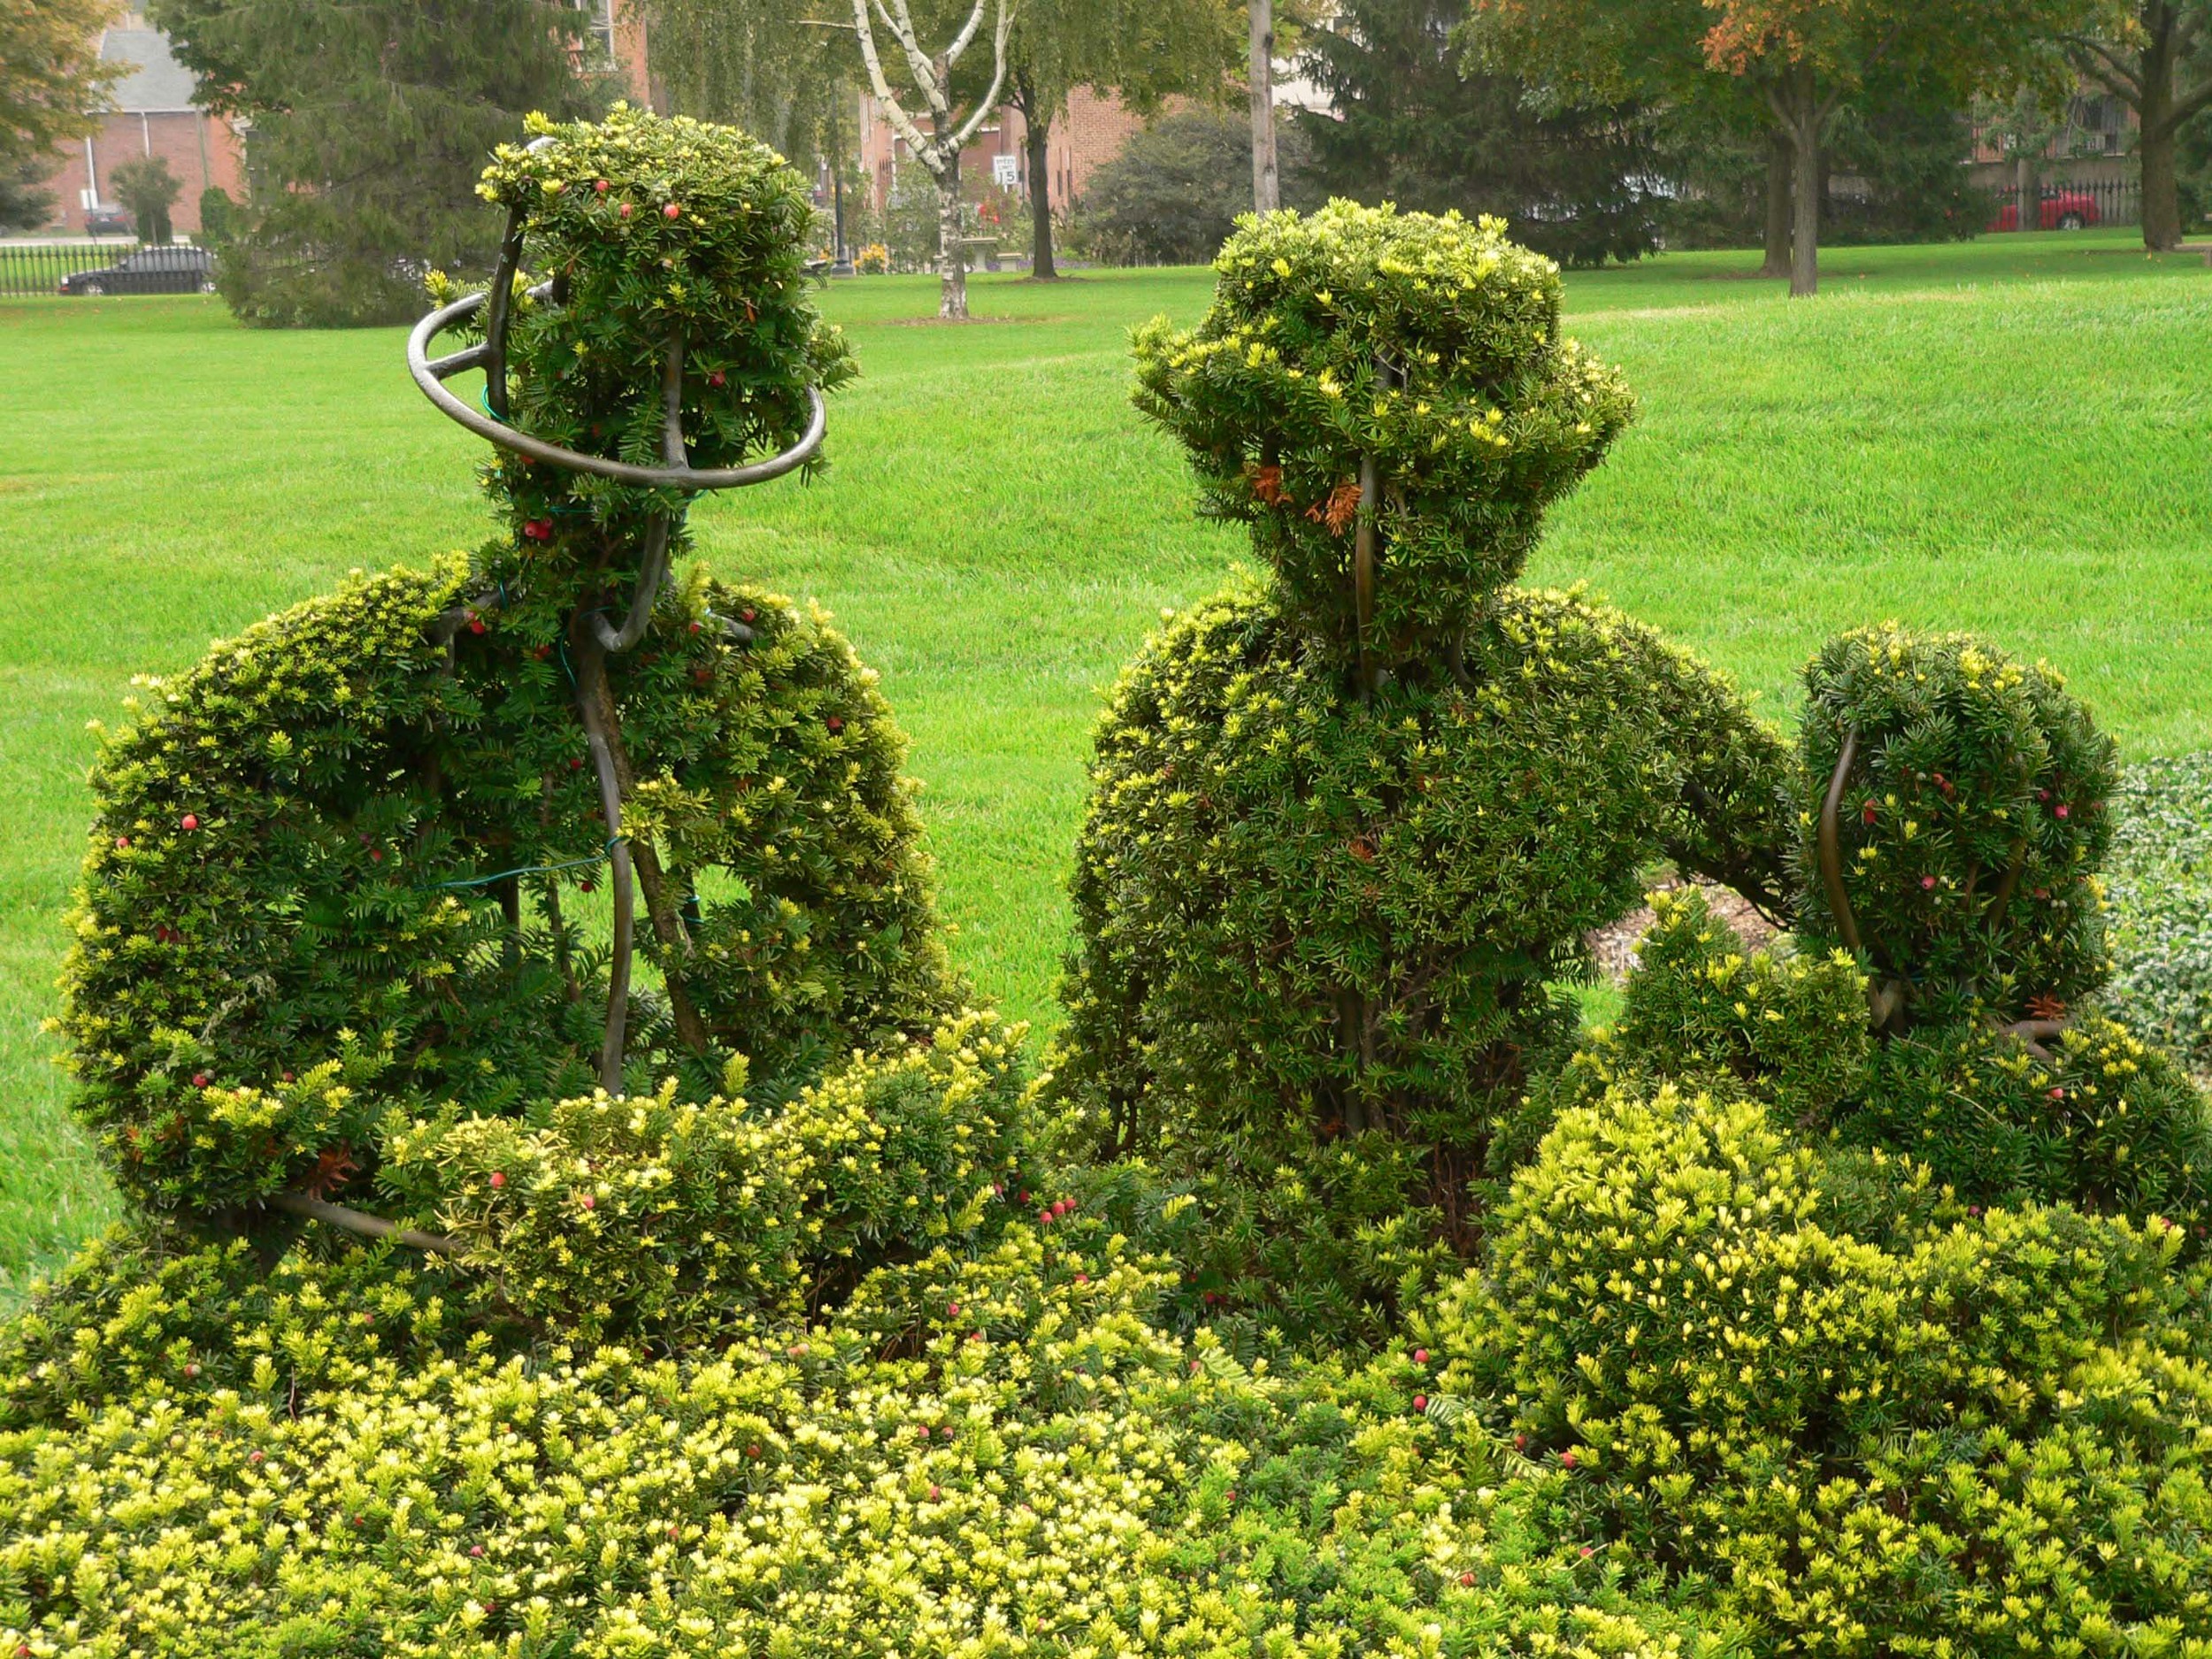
{"left": 434, "top": 835, "right": 628, "bottom": 890}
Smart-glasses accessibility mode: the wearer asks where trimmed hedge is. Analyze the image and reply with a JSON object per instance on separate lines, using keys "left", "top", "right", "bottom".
{"left": 1428, "top": 1085, "right": 2212, "bottom": 1654}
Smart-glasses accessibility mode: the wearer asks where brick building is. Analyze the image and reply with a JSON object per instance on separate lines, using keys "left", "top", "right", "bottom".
{"left": 28, "top": 12, "right": 245, "bottom": 239}
{"left": 855, "top": 86, "right": 1156, "bottom": 218}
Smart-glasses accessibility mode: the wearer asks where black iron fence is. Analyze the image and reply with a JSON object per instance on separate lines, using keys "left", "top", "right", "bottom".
{"left": 1988, "top": 178, "right": 2140, "bottom": 233}
{"left": 0, "top": 240, "right": 214, "bottom": 298}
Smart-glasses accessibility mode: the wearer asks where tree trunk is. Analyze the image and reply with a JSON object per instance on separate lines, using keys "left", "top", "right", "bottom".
{"left": 936, "top": 161, "right": 967, "bottom": 320}
{"left": 2016, "top": 153, "right": 2038, "bottom": 232}
{"left": 1248, "top": 0, "right": 1279, "bottom": 212}
{"left": 1026, "top": 108, "right": 1056, "bottom": 279}
{"left": 1783, "top": 67, "right": 1822, "bottom": 297}
{"left": 1762, "top": 133, "right": 1792, "bottom": 277}
{"left": 2140, "top": 26, "right": 2182, "bottom": 250}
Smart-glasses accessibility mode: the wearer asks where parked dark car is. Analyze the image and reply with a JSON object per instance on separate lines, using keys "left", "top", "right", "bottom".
{"left": 82, "top": 205, "right": 134, "bottom": 236}
{"left": 59, "top": 244, "right": 217, "bottom": 296}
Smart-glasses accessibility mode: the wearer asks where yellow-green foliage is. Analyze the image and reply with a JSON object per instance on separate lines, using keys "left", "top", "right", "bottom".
{"left": 1131, "top": 202, "right": 1632, "bottom": 654}
{"left": 0, "top": 1218, "right": 1724, "bottom": 1659}
{"left": 378, "top": 1011, "right": 1029, "bottom": 1343}
{"left": 1048, "top": 580, "right": 1793, "bottom": 1347}
{"left": 1428, "top": 1086, "right": 2212, "bottom": 1655}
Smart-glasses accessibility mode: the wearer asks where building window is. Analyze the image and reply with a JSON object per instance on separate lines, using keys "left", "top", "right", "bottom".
{"left": 575, "top": 0, "right": 617, "bottom": 67}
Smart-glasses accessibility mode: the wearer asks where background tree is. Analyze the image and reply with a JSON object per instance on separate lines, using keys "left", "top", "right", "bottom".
{"left": 636, "top": 0, "right": 852, "bottom": 179}
{"left": 2068, "top": 1, "right": 2212, "bottom": 249}
{"left": 0, "top": 162, "right": 57, "bottom": 234}
{"left": 108, "top": 154, "right": 180, "bottom": 243}
{"left": 1464, "top": 0, "right": 2090, "bottom": 295}
{"left": 1296, "top": 0, "right": 1670, "bottom": 267}
{"left": 147, "top": 0, "right": 605, "bottom": 326}
{"left": 1002, "top": 0, "right": 1240, "bottom": 279}
{"left": 847, "top": 0, "right": 1014, "bottom": 319}
{"left": 1076, "top": 105, "right": 1317, "bottom": 262}
{"left": 2, "top": 0, "right": 124, "bottom": 197}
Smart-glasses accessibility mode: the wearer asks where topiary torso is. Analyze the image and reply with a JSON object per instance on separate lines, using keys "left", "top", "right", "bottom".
{"left": 57, "top": 108, "right": 959, "bottom": 1225}
{"left": 1046, "top": 204, "right": 1795, "bottom": 1345}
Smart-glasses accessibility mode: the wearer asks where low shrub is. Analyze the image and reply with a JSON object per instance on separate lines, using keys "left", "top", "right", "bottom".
{"left": 0, "top": 1215, "right": 1724, "bottom": 1659}
{"left": 2103, "top": 751, "right": 2212, "bottom": 1072}
{"left": 380, "top": 1010, "right": 1030, "bottom": 1342}
{"left": 1429, "top": 1085, "right": 2212, "bottom": 1654}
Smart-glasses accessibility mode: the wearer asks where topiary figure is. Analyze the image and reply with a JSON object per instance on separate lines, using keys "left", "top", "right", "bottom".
{"left": 1045, "top": 203, "right": 1797, "bottom": 1347}
{"left": 56, "top": 106, "right": 958, "bottom": 1233}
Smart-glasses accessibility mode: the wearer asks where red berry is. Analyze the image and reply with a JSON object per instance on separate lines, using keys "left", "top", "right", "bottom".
{"left": 688, "top": 619, "right": 703, "bottom": 634}
{"left": 1560, "top": 1450, "right": 1578, "bottom": 1469}
{"left": 1579, "top": 1545, "right": 1594, "bottom": 1559}
{"left": 968, "top": 1331, "right": 984, "bottom": 1343}
{"left": 249, "top": 1449, "right": 264, "bottom": 1463}
{"left": 1413, "top": 1348, "right": 1429, "bottom": 1364}
{"left": 180, "top": 813, "right": 200, "bottom": 831}
{"left": 468, "top": 617, "right": 487, "bottom": 635}
{"left": 947, "top": 1302, "right": 960, "bottom": 1317}
{"left": 708, "top": 370, "right": 726, "bottom": 388}
{"left": 918, "top": 1426, "right": 932, "bottom": 1440}
{"left": 941, "top": 1425, "right": 955, "bottom": 1438}
{"left": 579, "top": 1193, "right": 595, "bottom": 1210}
{"left": 569, "top": 757, "right": 584, "bottom": 771}
{"left": 618, "top": 202, "right": 632, "bottom": 219}
{"left": 1412, "top": 1394, "right": 1427, "bottom": 1412}
{"left": 2056, "top": 803, "right": 2070, "bottom": 819}
{"left": 669, "top": 1523, "right": 680, "bottom": 1538}
{"left": 192, "top": 1072, "right": 210, "bottom": 1088}
{"left": 2048, "top": 1087, "right": 2065, "bottom": 1102}
{"left": 740, "top": 608, "right": 757, "bottom": 624}
{"left": 370, "top": 849, "right": 383, "bottom": 863}
{"left": 595, "top": 179, "right": 610, "bottom": 195}
{"left": 280, "top": 1071, "right": 294, "bottom": 1083}
{"left": 928, "top": 1484, "right": 941, "bottom": 1501}
{"left": 115, "top": 836, "right": 130, "bottom": 849}
{"left": 578, "top": 880, "right": 595, "bottom": 894}
{"left": 826, "top": 715, "right": 843, "bottom": 733}
{"left": 489, "top": 1171, "right": 506, "bottom": 1188}
{"left": 663, "top": 201, "right": 681, "bottom": 219}
{"left": 748, "top": 1444, "right": 761, "bottom": 1457}
{"left": 1038, "top": 1208, "right": 1053, "bottom": 1224}
{"left": 1458, "top": 1571, "right": 1476, "bottom": 1586}
{"left": 1921, "top": 875, "right": 1937, "bottom": 889}
{"left": 1073, "top": 1272, "right": 1088, "bottom": 1284}
{"left": 1514, "top": 1433, "right": 1528, "bottom": 1451}
{"left": 470, "top": 1544, "right": 484, "bottom": 1557}
{"left": 185, "top": 1362, "right": 201, "bottom": 1378}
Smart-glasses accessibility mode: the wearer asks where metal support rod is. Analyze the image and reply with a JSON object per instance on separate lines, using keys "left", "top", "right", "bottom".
{"left": 268, "top": 1191, "right": 463, "bottom": 1256}
{"left": 1816, "top": 726, "right": 1865, "bottom": 955}
{"left": 572, "top": 634, "right": 636, "bottom": 1096}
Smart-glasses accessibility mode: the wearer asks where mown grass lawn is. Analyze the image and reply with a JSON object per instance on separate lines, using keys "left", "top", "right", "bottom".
{"left": 3, "top": 228, "right": 2208, "bottom": 1299}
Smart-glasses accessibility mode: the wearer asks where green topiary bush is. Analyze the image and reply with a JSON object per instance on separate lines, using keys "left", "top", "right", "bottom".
{"left": 58, "top": 562, "right": 955, "bottom": 1220}
{"left": 55, "top": 108, "right": 958, "bottom": 1231}
{"left": 1796, "top": 622, "right": 2120, "bottom": 1031}
{"left": 1428, "top": 1085, "right": 2212, "bottom": 1655}
{"left": 1048, "top": 204, "right": 1795, "bottom": 1347}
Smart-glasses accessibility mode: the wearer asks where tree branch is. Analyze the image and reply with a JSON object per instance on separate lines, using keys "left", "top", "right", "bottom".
{"left": 883, "top": 0, "right": 946, "bottom": 115}
{"left": 850, "top": 0, "right": 937, "bottom": 157}
{"left": 943, "top": 0, "right": 988, "bottom": 71}
{"left": 2065, "top": 35, "right": 2145, "bottom": 101}
{"left": 2165, "top": 71, "right": 2212, "bottom": 133}
{"left": 948, "top": 0, "right": 1016, "bottom": 150}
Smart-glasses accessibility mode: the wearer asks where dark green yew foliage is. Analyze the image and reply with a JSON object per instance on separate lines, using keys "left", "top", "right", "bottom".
{"left": 1132, "top": 202, "right": 1634, "bottom": 655}
{"left": 1797, "top": 622, "right": 2119, "bottom": 1027}
{"left": 1056, "top": 204, "right": 1793, "bottom": 1346}
{"left": 59, "top": 561, "right": 956, "bottom": 1217}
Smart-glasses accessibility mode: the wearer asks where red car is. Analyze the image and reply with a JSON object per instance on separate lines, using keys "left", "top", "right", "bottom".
{"left": 1990, "top": 189, "right": 2102, "bottom": 232}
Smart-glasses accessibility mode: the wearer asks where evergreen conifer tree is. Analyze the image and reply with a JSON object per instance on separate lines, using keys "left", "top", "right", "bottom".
{"left": 148, "top": 0, "right": 609, "bottom": 325}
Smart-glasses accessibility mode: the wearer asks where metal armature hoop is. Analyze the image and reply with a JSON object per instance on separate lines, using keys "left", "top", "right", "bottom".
{"left": 401, "top": 212, "right": 830, "bottom": 1098}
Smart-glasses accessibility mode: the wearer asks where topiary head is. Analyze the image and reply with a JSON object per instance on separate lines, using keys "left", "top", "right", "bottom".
{"left": 450, "top": 104, "right": 855, "bottom": 567}
{"left": 1799, "top": 623, "right": 2118, "bottom": 1027}
{"left": 1131, "top": 201, "right": 1632, "bottom": 657}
